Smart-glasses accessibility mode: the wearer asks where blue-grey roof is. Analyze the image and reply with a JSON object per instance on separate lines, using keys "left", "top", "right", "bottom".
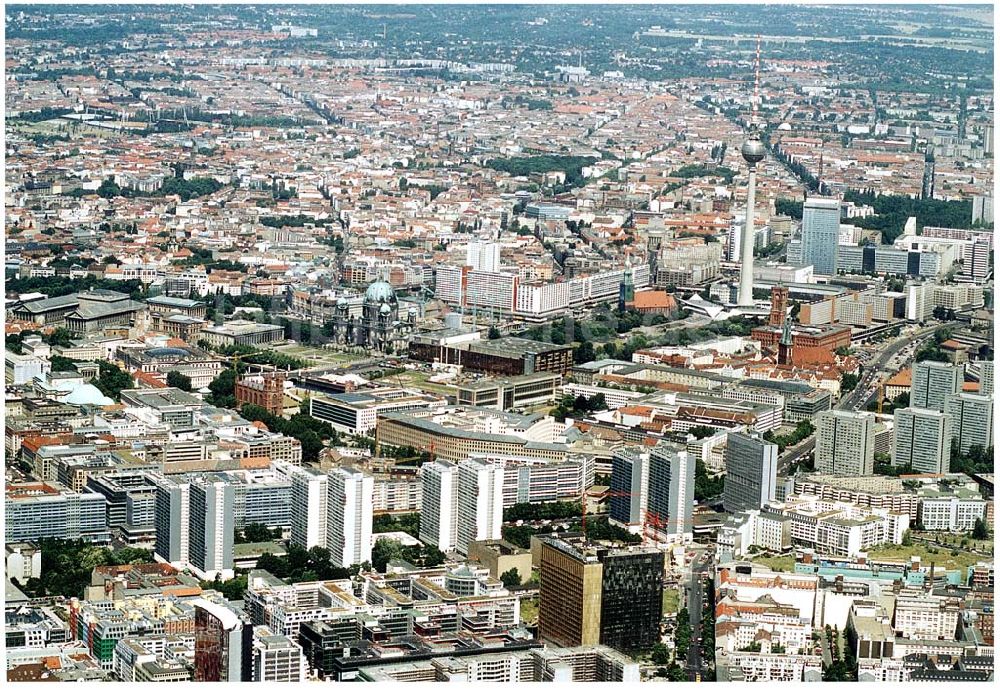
{"left": 145, "top": 347, "right": 192, "bottom": 358}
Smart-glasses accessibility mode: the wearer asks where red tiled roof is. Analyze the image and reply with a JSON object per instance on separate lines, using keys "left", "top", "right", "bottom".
{"left": 886, "top": 368, "right": 912, "bottom": 387}
{"left": 627, "top": 290, "right": 677, "bottom": 311}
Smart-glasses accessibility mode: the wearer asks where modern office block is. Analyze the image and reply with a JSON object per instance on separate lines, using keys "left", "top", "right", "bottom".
{"left": 980, "top": 360, "right": 994, "bottom": 397}
{"left": 466, "top": 241, "right": 501, "bottom": 272}
{"left": 288, "top": 466, "right": 329, "bottom": 550}
{"left": 598, "top": 549, "right": 664, "bottom": 652}
{"left": 815, "top": 410, "right": 875, "bottom": 476}
{"left": 152, "top": 475, "right": 247, "bottom": 580}
{"left": 420, "top": 457, "right": 503, "bottom": 555}
{"left": 944, "top": 393, "right": 994, "bottom": 455}
{"left": 892, "top": 408, "right": 952, "bottom": 474}
{"left": 326, "top": 467, "right": 374, "bottom": 568}
{"left": 189, "top": 480, "right": 236, "bottom": 580}
{"left": 801, "top": 197, "right": 841, "bottom": 275}
{"left": 538, "top": 537, "right": 606, "bottom": 648}
{"left": 251, "top": 627, "right": 308, "bottom": 682}
{"left": 538, "top": 536, "right": 663, "bottom": 653}
{"left": 911, "top": 361, "right": 963, "bottom": 412}
{"left": 193, "top": 599, "right": 251, "bottom": 682}
{"left": 648, "top": 443, "right": 695, "bottom": 542}
{"left": 456, "top": 457, "right": 504, "bottom": 555}
{"left": 153, "top": 478, "right": 190, "bottom": 567}
{"left": 608, "top": 448, "right": 648, "bottom": 529}
{"left": 86, "top": 471, "right": 158, "bottom": 531}
{"left": 723, "top": 432, "right": 779, "bottom": 513}
{"left": 609, "top": 443, "right": 693, "bottom": 542}
{"left": 5, "top": 483, "right": 109, "bottom": 544}
{"left": 419, "top": 460, "right": 459, "bottom": 552}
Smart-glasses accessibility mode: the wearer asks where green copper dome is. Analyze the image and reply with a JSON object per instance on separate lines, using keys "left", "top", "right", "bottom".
{"left": 364, "top": 279, "right": 396, "bottom": 304}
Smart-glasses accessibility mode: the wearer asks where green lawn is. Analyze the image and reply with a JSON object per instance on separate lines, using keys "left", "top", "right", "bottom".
{"left": 920, "top": 533, "right": 993, "bottom": 553}
{"left": 751, "top": 554, "right": 795, "bottom": 572}
{"left": 271, "top": 343, "right": 368, "bottom": 365}
{"left": 395, "top": 371, "right": 454, "bottom": 394}
{"left": 867, "top": 543, "right": 983, "bottom": 572}
{"left": 520, "top": 597, "right": 539, "bottom": 625}
{"left": 662, "top": 588, "right": 680, "bottom": 615}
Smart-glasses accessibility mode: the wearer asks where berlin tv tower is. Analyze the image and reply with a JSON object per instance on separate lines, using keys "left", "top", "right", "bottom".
{"left": 737, "top": 36, "right": 765, "bottom": 307}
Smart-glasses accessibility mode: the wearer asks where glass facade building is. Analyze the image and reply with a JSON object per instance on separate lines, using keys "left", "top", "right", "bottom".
{"left": 800, "top": 197, "right": 841, "bottom": 275}
{"left": 598, "top": 550, "right": 665, "bottom": 652}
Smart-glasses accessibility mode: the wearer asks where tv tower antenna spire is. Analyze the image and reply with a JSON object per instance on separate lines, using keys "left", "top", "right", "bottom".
{"left": 751, "top": 34, "right": 761, "bottom": 128}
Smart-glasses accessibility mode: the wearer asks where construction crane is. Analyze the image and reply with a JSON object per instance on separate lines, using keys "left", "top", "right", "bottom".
{"left": 581, "top": 489, "right": 663, "bottom": 547}
{"left": 581, "top": 487, "right": 707, "bottom": 547}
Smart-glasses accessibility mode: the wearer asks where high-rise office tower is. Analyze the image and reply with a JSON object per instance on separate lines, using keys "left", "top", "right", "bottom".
{"left": 618, "top": 270, "right": 635, "bottom": 311}
{"left": 598, "top": 549, "right": 664, "bottom": 652}
{"left": 538, "top": 537, "right": 604, "bottom": 648}
{"left": 911, "top": 361, "right": 963, "bottom": 412}
{"left": 456, "top": 457, "right": 504, "bottom": 555}
{"left": 419, "top": 459, "right": 459, "bottom": 552}
{"left": 944, "top": 392, "right": 994, "bottom": 455}
{"left": 608, "top": 448, "right": 649, "bottom": 530}
{"left": 967, "top": 237, "right": 992, "bottom": 282}
{"left": 326, "top": 467, "right": 373, "bottom": 568}
{"left": 189, "top": 480, "right": 236, "bottom": 580}
{"left": 647, "top": 443, "right": 695, "bottom": 542}
{"left": 153, "top": 478, "right": 189, "bottom": 568}
{"left": 538, "top": 536, "right": 663, "bottom": 653}
{"left": 800, "top": 197, "right": 841, "bottom": 275}
{"left": 815, "top": 410, "right": 875, "bottom": 476}
{"left": 722, "top": 432, "right": 778, "bottom": 513}
{"left": 466, "top": 241, "right": 500, "bottom": 272}
{"left": 726, "top": 218, "right": 744, "bottom": 262}
{"left": 610, "top": 444, "right": 693, "bottom": 542}
{"left": 892, "top": 407, "right": 952, "bottom": 474}
{"left": 289, "top": 467, "right": 328, "bottom": 550}
{"left": 193, "top": 599, "right": 251, "bottom": 682}
{"left": 154, "top": 476, "right": 234, "bottom": 580}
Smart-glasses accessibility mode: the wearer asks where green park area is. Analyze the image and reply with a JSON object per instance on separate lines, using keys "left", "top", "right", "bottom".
{"left": 270, "top": 343, "right": 369, "bottom": 366}
{"left": 520, "top": 597, "right": 539, "bottom": 625}
{"left": 392, "top": 370, "right": 455, "bottom": 395}
{"left": 751, "top": 554, "right": 796, "bottom": 572}
{"left": 662, "top": 588, "right": 681, "bottom": 615}
{"left": 867, "top": 542, "right": 983, "bottom": 572}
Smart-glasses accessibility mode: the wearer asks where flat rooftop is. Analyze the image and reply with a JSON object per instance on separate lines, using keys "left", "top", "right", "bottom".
{"left": 466, "top": 336, "right": 571, "bottom": 357}
{"left": 201, "top": 320, "right": 284, "bottom": 336}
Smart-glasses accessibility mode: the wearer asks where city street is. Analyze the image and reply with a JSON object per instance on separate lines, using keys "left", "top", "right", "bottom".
{"left": 779, "top": 322, "right": 950, "bottom": 475}
{"left": 686, "top": 549, "right": 713, "bottom": 680}
{"left": 839, "top": 322, "right": 949, "bottom": 412}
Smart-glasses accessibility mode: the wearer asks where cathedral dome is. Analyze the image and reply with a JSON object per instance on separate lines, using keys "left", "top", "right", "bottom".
{"left": 364, "top": 280, "right": 396, "bottom": 304}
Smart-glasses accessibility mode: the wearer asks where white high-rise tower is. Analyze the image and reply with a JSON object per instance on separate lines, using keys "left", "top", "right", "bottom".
{"left": 737, "top": 37, "right": 766, "bottom": 307}
{"left": 326, "top": 467, "right": 373, "bottom": 568}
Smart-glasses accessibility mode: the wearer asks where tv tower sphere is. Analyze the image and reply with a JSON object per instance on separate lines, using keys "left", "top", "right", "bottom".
{"left": 741, "top": 128, "right": 766, "bottom": 166}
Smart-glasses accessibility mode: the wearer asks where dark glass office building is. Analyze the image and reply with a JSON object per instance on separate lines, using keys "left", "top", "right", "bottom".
{"left": 598, "top": 549, "right": 665, "bottom": 652}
